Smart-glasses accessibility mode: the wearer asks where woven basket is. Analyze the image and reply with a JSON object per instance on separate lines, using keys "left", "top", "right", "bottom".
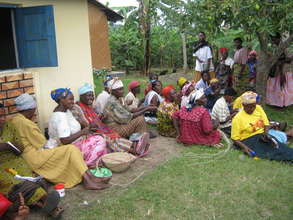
{"left": 101, "top": 152, "right": 137, "bottom": 173}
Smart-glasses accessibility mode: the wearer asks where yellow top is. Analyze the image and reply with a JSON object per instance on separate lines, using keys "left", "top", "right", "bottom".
{"left": 231, "top": 105, "right": 269, "bottom": 141}
{"left": 233, "top": 96, "right": 243, "bottom": 110}
{"left": 8, "top": 114, "right": 87, "bottom": 188}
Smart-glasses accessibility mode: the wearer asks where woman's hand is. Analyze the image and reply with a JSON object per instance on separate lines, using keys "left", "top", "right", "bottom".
{"left": 17, "top": 193, "right": 30, "bottom": 218}
{"left": 146, "top": 106, "right": 157, "bottom": 112}
{"left": 80, "top": 127, "right": 91, "bottom": 136}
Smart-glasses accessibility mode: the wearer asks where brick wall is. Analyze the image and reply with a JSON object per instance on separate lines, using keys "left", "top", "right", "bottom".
{"left": 0, "top": 72, "right": 35, "bottom": 120}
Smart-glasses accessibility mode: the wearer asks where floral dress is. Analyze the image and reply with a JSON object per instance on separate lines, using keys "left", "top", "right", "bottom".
{"left": 157, "top": 101, "right": 179, "bottom": 137}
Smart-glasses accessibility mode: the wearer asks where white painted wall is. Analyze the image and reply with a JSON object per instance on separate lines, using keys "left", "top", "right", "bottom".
{"left": 1, "top": 0, "right": 94, "bottom": 130}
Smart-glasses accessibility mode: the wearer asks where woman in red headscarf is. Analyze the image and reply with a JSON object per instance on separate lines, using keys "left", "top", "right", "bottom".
{"left": 157, "top": 85, "right": 179, "bottom": 137}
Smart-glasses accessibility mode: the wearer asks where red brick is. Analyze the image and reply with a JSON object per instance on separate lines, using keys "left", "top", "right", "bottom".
{"left": 2, "top": 81, "right": 19, "bottom": 90}
{"left": 6, "top": 74, "right": 23, "bottom": 82}
{"left": 24, "top": 87, "right": 34, "bottom": 94}
{"left": 8, "top": 106, "right": 17, "bottom": 113}
{"left": 7, "top": 89, "right": 24, "bottom": 98}
{"left": 4, "top": 98, "right": 15, "bottom": 106}
{"left": 24, "top": 73, "right": 33, "bottom": 79}
{"left": 19, "top": 79, "right": 33, "bottom": 88}
{"left": 0, "top": 77, "right": 6, "bottom": 83}
{"left": 0, "top": 91, "right": 7, "bottom": 99}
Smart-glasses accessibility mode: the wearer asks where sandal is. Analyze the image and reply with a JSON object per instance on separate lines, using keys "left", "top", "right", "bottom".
{"left": 50, "top": 206, "right": 65, "bottom": 219}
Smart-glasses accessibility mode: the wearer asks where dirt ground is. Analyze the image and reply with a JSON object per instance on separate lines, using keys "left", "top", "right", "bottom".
{"left": 29, "top": 136, "right": 183, "bottom": 219}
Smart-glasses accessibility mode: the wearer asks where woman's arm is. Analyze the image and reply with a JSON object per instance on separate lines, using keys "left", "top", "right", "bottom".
{"left": 59, "top": 128, "right": 90, "bottom": 145}
{"left": 150, "top": 95, "right": 159, "bottom": 107}
{"left": 132, "top": 106, "right": 157, "bottom": 118}
{"left": 233, "top": 140, "right": 254, "bottom": 155}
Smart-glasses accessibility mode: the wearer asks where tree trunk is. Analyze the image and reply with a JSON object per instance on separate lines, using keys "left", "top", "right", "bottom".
{"left": 181, "top": 32, "right": 188, "bottom": 73}
{"left": 255, "top": 51, "right": 274, "bottom": 105}
{"left": 144, "top": 20, "right": 151, "bottom": 75}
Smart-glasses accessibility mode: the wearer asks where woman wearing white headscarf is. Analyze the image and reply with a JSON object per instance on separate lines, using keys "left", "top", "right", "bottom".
{"left": 3, "top": 93, "right": 108, "bottom": 190}
{"left": 103, "top": 78, "right": 156, "bottom": 138}
{"left": 172, "top": 89, "right": 222, "bottom": 147}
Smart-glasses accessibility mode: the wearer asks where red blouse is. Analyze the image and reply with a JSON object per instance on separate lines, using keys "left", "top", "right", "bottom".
{"left": 172, "top": 106, "right": 221, "bottom": 145}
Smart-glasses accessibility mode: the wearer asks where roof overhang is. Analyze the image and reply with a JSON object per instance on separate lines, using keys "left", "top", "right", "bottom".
{"left": 88, "top": 0, "right": 124, "bottom": 22}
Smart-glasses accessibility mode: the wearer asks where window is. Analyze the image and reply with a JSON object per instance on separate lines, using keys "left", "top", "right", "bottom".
{"left": 0, "top": 5, "right": 58, "bottom": 71}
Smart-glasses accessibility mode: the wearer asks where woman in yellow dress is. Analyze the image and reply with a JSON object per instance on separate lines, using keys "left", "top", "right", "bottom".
{"left": 4, "top": 93, "right": 108, "bottom": 190}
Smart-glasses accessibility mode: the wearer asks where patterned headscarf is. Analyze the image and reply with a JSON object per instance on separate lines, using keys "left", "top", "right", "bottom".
{"left": 14, "top": 93, "right": 37, "bottom": 111}
{"left": 51, "top": 88, "right": 72, "bottom": 103}
{"left": 108, "top": 78, "right": 124, "bottom": 90}
{"left": 210, "top": 78, "right": 219, "bottom": 84}
{"left": 186, "top": 89, "right": 205, "bottom": 111}
{"left": 182, "top": 82, "right": 193, "bottom": 96}
{"left": 241, "top": 91, "right": 257, "bottom": 104}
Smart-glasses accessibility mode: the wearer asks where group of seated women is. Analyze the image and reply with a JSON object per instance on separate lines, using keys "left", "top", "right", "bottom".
{"left": 0, "top": 78, "right": 157, "bottom": 219}
{"left": 1, "top": 73, "right": 293, "bottom": 219}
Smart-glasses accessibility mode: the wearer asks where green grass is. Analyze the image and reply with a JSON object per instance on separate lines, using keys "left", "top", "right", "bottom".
{"left": 82, "top": 74, "right": 293, "bottom": 220}
{"left": 77, "top": 147, "right": 293, "bottom": 220}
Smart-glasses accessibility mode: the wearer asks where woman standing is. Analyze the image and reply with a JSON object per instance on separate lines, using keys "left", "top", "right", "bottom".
{"left": 45, "top": 88, "right": 107, "bottom": 168}
{"left": 266, "top": 34, "right": 293, "bottom": 107}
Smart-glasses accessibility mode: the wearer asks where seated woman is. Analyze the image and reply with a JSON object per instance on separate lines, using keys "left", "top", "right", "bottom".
{"left": 157, "top": 85, "right": 179, "bottom": 137}
{"left": 177, "top": 77, "right": 188, "bottom": 90}
{"left": 180, "top": 82, "right": 195, "bottom": 108}
{"left": 195, "top": 71, "right": 210, "bottom": 90}
{"left": 71, "top": 83, "right": 150, "bottom": 154}
{"left": 125, "top": 81, "right": 141, "bottom": 111}
{"left": 94, "top": 75, "right": 112, "bottom": 114}
{"left": 0, "top": 105, "right": 63, "bottom": 219}
{"left": 144, "top": 80, "right": 163, "bottom": 107}
{"left": 204, "top": 78, "right": 221, "bottom": 111}
{"left": 144, "top": 73, "right": 159, "bottom": 96}
{"left": 172, "top": 89, "right": 222, "bottom": 147}
{"left": 104, "top": 78, "right": 156, "bottom": 138}
{"left": 46, "top": 88, "right": 107, "bottom": 168}
{"left": 231, "top": 92, "right": 293, "bottom": 162}
{"left": 7, "top": 93, "right": 107, "bottom": 190}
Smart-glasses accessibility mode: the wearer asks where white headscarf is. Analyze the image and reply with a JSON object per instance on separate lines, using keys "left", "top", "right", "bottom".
{"left": 108, "top": 78, "right": 124, "bottom": 90}
{"left": 189, "top": 89, "right": 205, "bottom": 103}
{"left": 14, "top": 93, "right": 37, "bottom": 111}
{"left": 78, "top": 83, "right": 94, "bottom": 95}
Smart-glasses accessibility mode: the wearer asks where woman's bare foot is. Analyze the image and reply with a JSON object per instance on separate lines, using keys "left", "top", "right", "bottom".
{"left": 49, "top": 206, "right": 65, "bottom": 219}
{"left": 83, "top": 171, "right": 109, "bottom": 190}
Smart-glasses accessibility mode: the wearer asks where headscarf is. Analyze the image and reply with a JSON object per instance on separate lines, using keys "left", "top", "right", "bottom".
{"left": 14, "top": 93, "right": 37, "bottom": 111}
{"left": 210, "top": 78, "right": 219, "bottom": 84}
{"left": 186, "top": 89, "right": 204, "bottom": 111}
{"left": 108, "top": 78, "right": 123, "bottom": 90}
{"left": 162, "top": 85, "right": 175, "bottom": 102}
{"left": 249, "top": 50, "right": 257, "bottom": 56}
{"left": 220, "top": 48, "right": 228, "bottom": 54}
{"left": 241, "top": 91, "right": 257, "bottom": 104}
{"left": 78, "top": 83, "right": 93, "bottom": 96}
{"left": 103, "top": 75, "right": 113, "bottom": 87}
{"left": 128, "top": 81, "right": 140, "bottom": 91}
{"left": 177, "top": 77, "right": 187, "bottom": 88}
{"left": 51, "top": 88, "right": 72, "bottom": 103}
{"left": 182, "top": 82, "right": 193, "bottom": 96}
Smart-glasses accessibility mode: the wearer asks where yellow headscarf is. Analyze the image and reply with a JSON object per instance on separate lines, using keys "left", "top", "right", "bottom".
{"left": 177, "top": 77, "right": 187, "bottom": 88}
{"left": 210, "top": 78, "right": 219, "bottom": 84}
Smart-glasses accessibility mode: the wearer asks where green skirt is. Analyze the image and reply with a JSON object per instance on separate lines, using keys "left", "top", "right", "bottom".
{"left": 157, "top": 112, "right": 177, "bottom": 138}
{"left": 240, "top": 134, "right": 293, "bottom": 162}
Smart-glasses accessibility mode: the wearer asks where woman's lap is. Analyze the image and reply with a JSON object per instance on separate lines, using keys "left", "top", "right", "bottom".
{"left": 242, "top": 134, "right": 293, "bottom": 162}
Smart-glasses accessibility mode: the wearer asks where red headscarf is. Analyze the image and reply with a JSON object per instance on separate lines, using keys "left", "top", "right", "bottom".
{"left": 162, "top": 85, "right": 175, "bottom": 102}
{"left": 128, "top": 81, "right": 140, "bottom": 91}
{"left": 220, "top": 48, "right": 228, "bottom": 54}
